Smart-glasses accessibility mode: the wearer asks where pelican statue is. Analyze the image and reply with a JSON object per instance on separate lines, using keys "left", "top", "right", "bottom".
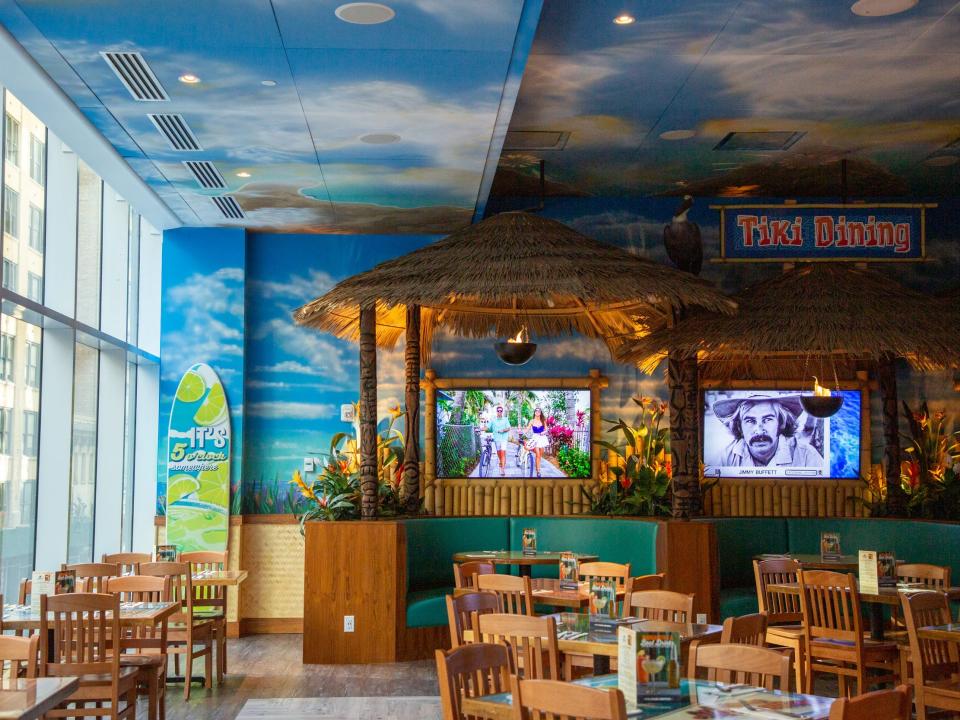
{"left": 663, "top": 195, "right": 703, "bottom": 276}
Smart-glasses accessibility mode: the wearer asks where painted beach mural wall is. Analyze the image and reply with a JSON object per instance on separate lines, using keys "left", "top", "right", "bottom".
{"left": 158, "top": 197, "right": 960, "bottom": 514}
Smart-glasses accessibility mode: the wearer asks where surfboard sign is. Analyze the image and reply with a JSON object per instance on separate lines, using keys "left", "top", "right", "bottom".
{"left": 166, "top": 363, "right": 230, "bottom": 553}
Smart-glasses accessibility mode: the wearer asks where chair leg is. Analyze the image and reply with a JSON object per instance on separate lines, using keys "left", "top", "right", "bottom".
{"left": 173, "top": 654, "right": 180, "bottom": 676}
{"left": 838, "top": 672, "right": 848, "bottom": 698}
{"left": 182, "top": 653, "right": 191, "bottom": 702}
{"left": 146, "top": 668, "right": 158, "bottom": 720}
{"left": 205, "top": 647, "right": 213, "bottom": 689}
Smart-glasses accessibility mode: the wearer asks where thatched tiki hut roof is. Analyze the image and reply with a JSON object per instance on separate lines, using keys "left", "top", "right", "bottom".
{"left": 293, "top": 211, "right": 736, "bottom": 356}
{"left": 616, "top": 263, "right": 957, "bottom": 374}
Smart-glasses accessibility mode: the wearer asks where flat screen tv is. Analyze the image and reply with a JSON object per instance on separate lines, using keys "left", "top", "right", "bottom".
{"left": 436, "top": 389, "right": 591, "bottom": 479}
{"left": 702, "top": 388, "right": 862, "bottom": 479}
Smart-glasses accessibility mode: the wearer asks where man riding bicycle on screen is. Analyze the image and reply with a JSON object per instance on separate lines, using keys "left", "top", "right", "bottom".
{"left": 487, "top": 405, "right": 513, "bottom": 476}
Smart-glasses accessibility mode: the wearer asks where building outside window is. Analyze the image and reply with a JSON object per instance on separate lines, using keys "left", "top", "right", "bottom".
{"left": 2, "top": 186, "right": 18, "bottom": 239}
{"left": 3, "top": 113, "right": 18, "bottom": 166}
{"left": 0, "top": 333, "right": 13, "bottom": 382}
{"left": 26, "top": 272, "right": 41, "bottom": 303}
{"left": 24, "top": 341, "right": 39, "bottom": 388}
{"left": 22, "top": 410, "right": 37, "bottom": 457}
{"left": 2, "top": 259, "right": 17, "bottom": 294}
{"left": 28, "top": 204, "right": 43, "bottom": 252}
{"left": 29, "top": 134, "right": 44, "bottom": 184}
{"left": 0, "top": 407, "right": 12, "bottom": 455}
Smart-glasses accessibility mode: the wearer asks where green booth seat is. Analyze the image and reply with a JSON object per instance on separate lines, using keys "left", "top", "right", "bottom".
{"left": 707, "top": 518, "right": 789, "bottom": 619}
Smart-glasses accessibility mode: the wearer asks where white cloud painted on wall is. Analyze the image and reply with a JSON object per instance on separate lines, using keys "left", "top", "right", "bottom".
{"left": 246, "top": 401, "right": 337, "bottom": 420}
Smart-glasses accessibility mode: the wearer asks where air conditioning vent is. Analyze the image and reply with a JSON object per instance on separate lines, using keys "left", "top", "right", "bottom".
{"left": 100, "top": 51, "right": 168, "bottom": 101}
{"left": 183, "top": 160, "right": 226, "bottom": 189}
{"left": 714, "top": 131, "right": 804, "bottom": 152}
{"left": 211, "top": 196, "right": 244, "bottom": 219}
{"left": 503, "top": 130, "right": 570, "bottom": 151}
{"left": 148, "top": 114, "right": 202, "bottom": 151}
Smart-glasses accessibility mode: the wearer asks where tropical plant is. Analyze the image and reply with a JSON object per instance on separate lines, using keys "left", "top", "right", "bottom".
{"left": 583, "top": 396, "right": 672, "bottom": 516}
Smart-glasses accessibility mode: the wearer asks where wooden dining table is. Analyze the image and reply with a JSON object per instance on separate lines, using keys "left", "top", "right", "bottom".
{"left": 918, "top": 622, "right": 960, "bottom": 643}
{"left": 0, "top": 677, "right": 80, "bottom": 720}
{"left": 531, "top": 578, "right": 626, "bottom": 610}
{"left": 191, "top": 569, "right": 247, "bottom": 587}
{"left": 1, "top": 601, "right": 179, "bottom": 633}
{"left": 461, "top": 674, "right": 835, "bottom": 720}
{"left": 453, "top": 551, "right": 599, "bottom": 578}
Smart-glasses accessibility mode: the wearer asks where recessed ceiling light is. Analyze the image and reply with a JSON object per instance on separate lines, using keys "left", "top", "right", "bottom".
{"left": 660, "top": 129, "right": 696, "bottom": 141}
{"left": 613, "top": 14, "right": 635, "bottom": 25}
{"left": 335, "top": 2, "right": 395, "bottom": 24}
{"left": 851, "top": 0, "right": 917, "bottom": 16}
{"left": 236, "top": 171, "right": 252, "bottom": 178}
{"left": 360, "top": 133, "right": 401, "bottom": 144}
{"left": 260, "top": 80, "right": 277, "bottom": 87}
{"left": 178, "top": 73, "right": 200, "bottom": 84}
{"left": 925, "top": 155, "right": 959, "bottom": 167}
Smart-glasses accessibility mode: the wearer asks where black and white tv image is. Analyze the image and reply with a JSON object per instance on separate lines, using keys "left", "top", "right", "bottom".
{"left": 435, "top": 389, "right": 591, "bottom": 479}
{"left": 703, "top": 389, "right": 861, "bottom": 479}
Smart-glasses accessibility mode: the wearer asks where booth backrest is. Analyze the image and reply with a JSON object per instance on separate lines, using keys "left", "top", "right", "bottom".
{"left": 507, "top": 518, "right": 659, "bottom": 578}
{"left": 709, "top": 519, "right": 789, "bottom": 589}
{"left": 403, "top": 518, "right": 508, "bottom": 592}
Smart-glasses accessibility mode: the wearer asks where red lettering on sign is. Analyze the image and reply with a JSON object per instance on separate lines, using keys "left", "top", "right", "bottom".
{"left": 736, "top": 215, "right": 758, "bottom": 247}
{"left": 814, "top": 216, "right": 834, "bottom": 247}
{"left": 878, "top": 222, "right": 894, "bottom": 247}
{"left": 770, "top": 220, "right": 793, "bottom": 246}
{"left": 895, "top": 224, "right": 911, "bottom": 253}
{"left": 758, "top": 216, "right": 772, "bottom": 246}
{"left": 848, "top": 222, "right": 866, "bottom": 246}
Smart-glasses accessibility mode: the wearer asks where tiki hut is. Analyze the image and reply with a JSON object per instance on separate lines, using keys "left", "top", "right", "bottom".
{"left": 616, "top": 263, "right": 959, "bottom": 508}
{"left": 294, "top": 211, "right": 736, "bottom": 518}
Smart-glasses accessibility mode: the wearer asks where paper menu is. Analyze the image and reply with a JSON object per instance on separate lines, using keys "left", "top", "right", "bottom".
{"left": 559, "top": 551, "right": 579, "bottom": 590}
{"left": 521, "top": 528, "right": 537, "bottom": 556}
{"left": 820, "top": 532, "right": 842, "bottom": 561}
{"left": 877, "top": 551, "right": 897, "bottom": 587}
{"left": 617, "top": 627, "right": 681, "bottom": 708}
{"left": 589, "top": 578, "right": 616, "bottom": 617}
{"left": 30, "top": 570, "right": 55, "bottom": 615}
{"left": 859, "top": 550, "right": 879, "bottom": 594}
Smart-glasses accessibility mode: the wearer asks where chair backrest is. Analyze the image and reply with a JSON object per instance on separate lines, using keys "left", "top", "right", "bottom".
{"left": 104, "top": 575, "right": 170, "bottom": 656}
{"left": 896, "top": 563, "right": 951, "bottom": 589}
{"left": 18, "top": 577, "right": 31, "bottom": 605}
{"left": 476, "top": 573, "right": 534, "bottom": 616}
{"left": 901, "top": 590, "right": 960, "bottom": 686}
{"left": 180, "top": 550, "right": 228, "bottom": 607}
{"left": 798, "top": 570, "right": 862, "bottom": 648}
{"left": 0, "top": 634, "right": 39, "bottom": 679}
{"left": 446, "top": 591, "right": 501, "bottom": 648}
{"left": 689, "top": 643, "right": 792, "bottom": 691}
{"left": 477, "top": 613, "right": 560, "bottom": 680}
{"left": 625, "top": 573, "right": 665, "bottom": 594}
{"left": 102, "top": 552, "right": 151, "bottom": 576}
{"left": 139, "top": 561, "right": 196, "bottom": 622}
{"left": 828, "top": 685, "right": 912, "bottom": 720}
{"left": 623, "top": 590, "right": 693, "bottom": 622}
{"left": 754, "top": 558, "right": 802, "bottom": 624}
{"left": 579, "top": 562, "right": 631, "bottom": 592}
{"left": 435, "top": 643, "right": 513, "bottom": 720}
{"left": 721, "top": 613, "right": 768, "bottom": 645}
{"left": 62, "top": 562, "right": 120, "bottom": 593}
{"left": 40, "top": 592, "right": 121, "bottom": 679}
{"left": 453, "top": 561, "right": 496, "bottom": 590}
{"left": 511, "top": 677, "right": 627, "bottom": 720}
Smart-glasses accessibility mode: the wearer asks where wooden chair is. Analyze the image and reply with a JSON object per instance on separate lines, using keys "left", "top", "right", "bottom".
{"left": 453, "top": 561, "right": 496, "bottom": 589}
{"left": 62, "top": 562, "right": 120, "bottom": 593}
{"left": 435, "top": 642, "right": 513, "bottom": 720}
{"left": 625, "top": 573, "right": 665, "bottom": 594}
{"left": 721, "top": 613, "right": 768, "bottom": 645}
{"left": 579, "top": 562, "right": 631, "bottom": 592}
{"left": 476, "top": 573, "right": 534, "bottom": 616}
{"left": 689, "top": 643, "right": 792, "bottom": 690}
{"left": 798, "top": 570, "right": 899, "bottom": 697}
{"left": 901, "top": 590, "right": 960, "bottom": 720}
{"left": 511, "top": 676, "right": 628, "bottom": 720}
{"left": 15, "top": 580, "right": 32, "bottom": 637}
{"left": 828, "top": 684, "right": 912, "bottom": 720}
{"left": 622, "top": 590, "right": 693, "bottom": 622}
{"left": 102, "top": 552, "right": 151, "bottom": 576}
{"left": 477, "top": 613, "right": 561, "bottom": 680}
{"left": 180, "top": 550, "right": 229, "bottom": 682}
{"left": 897, "top": 563, "right": 951, "bottom": 589}
{"left": 39, "top": 592, "right": 139, "bottom": 719}
{"left": 139, "top": 561, "right": 215, "bottom": 699}
{"left": 105, "top": 576, "right": 170, "bottom": 720}
{"left": 754, "top": 558, "right": 806, "bottom": 692}
{"left": 0, "top": 634, "right": 39, "bottom": 679}
{"left": 446, "top": 590, "right": 501, "bottom": 648}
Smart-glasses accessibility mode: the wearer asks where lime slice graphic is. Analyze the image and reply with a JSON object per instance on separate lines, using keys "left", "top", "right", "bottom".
{"left": 198, "top": 465, "right": 230, "bottom": 507}
{"left": 194, "top": 384, "right": 227, "bottom": 427}
{"left": 176, "top": 371, "right": 206, "bottom": 403}
{"left": 202, "top": 527, "right": 228, "bottom": 546}
{"left": 168, "top": 474, "right": 200, "bottom": 504}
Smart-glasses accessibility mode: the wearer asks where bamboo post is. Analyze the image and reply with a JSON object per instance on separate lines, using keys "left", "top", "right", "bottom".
{"left": 877, "top": 359, "right": 905, "bottom": 514}
{"left": 402, "top": 304, "right": 421, "bottom": 512}
{"left": 667, "top": 353, "right": 702, "bottom": 517}
{"left": 359, "top": 304, "right": 378, "bottom": 519}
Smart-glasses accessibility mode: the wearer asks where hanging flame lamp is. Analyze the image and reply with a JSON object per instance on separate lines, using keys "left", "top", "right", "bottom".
{"left": 495, "top": 327, "right": 537, "bottom": 365}
{"left": 801, "top": 376, "right": 844, "bottom": 418}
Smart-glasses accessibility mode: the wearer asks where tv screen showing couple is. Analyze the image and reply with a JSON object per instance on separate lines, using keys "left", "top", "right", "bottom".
{"left": 436, "top": 389, "right": 591, "bottom": 479}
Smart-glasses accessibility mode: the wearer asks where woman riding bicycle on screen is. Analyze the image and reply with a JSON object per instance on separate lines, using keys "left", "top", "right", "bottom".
{"left": 523, "top": 407, "right": 549, "bottom": 477}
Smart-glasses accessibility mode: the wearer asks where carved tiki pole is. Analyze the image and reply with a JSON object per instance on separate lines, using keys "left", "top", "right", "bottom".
{"left": 877, "top": 359, "right": 905, "bottom": 514}
{"left": 402, "top": 304, "right": 421, "bottom": 513}
{"left": 667, "top": 353, "right": 702, "bottom": 518}
{"left": 359, "top": 305, "right": 379, "bottom": 519}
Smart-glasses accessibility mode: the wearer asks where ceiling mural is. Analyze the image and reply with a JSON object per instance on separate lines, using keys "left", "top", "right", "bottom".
{"left": 0, "top": 0, "right": 539, "bottom": 232}
{"left": 492, "top": 0, "right": 960, "bottom": 200}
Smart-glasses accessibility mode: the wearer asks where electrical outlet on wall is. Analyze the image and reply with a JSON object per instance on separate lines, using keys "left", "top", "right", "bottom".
{"left": 343, "top": 615, "right": 355, "bottom": 633}
{"left": 696, "top": 613, "right": 707, "bottom": 625}
{"left": 303, "top": 458, "right": 315, "bottom": 472}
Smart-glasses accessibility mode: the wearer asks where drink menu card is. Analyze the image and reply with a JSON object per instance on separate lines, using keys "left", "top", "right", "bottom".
{"left": 859, "top": 550, "right": 879, "bottom": 595}
{"left": 521, "top": 528, "right": 537, "bottom": 556}
{"left": 30, "top": 570, "right": 55, "bottom": 615}
{"left": 589, "top": 578, "right": 616, "bottom": 618}
{"left": 559, "top": 551, "right": 579, "bottom": 590}
{"left": 155, "top": 544, "right": 177, "bottom": 561}
{"left": 55, "top": 569, "right": 76, "bottom": 594}
{"left": 878, "top": 551, "right": 897, "bottom": 587}
{"left": 617, "top": 628, "right": 681, "bottom": 707}
{"left": 820, "top": 532, "right": 842, "bottom": 561}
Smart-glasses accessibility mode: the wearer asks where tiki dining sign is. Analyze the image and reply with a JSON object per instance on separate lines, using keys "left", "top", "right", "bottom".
{"left": 714, "top": 204, "right": 931, "bottom": 262}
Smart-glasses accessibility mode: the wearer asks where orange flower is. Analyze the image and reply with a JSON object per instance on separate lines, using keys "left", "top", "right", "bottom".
{"left": 901, "top": 460, "right": 921, "bottom": 490}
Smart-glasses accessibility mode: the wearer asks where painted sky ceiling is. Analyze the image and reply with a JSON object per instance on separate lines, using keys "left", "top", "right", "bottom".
{"left": 493, "top": 0, "right": 960, "bottom": 200}
{"left": 0, "top": 0, "right": 537, "bottom": 233}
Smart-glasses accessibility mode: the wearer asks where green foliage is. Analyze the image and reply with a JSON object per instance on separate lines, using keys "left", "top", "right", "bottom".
{"left": 557, "top": 446, "right": 591, "bottom": 478}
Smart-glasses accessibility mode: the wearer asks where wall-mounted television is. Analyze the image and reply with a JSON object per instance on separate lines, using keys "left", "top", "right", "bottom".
{"left": 435, "top": 389, "right": 591, "bottom": 479}
{"left": 703, "top": 388, "right": 862, "bottom": 479}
